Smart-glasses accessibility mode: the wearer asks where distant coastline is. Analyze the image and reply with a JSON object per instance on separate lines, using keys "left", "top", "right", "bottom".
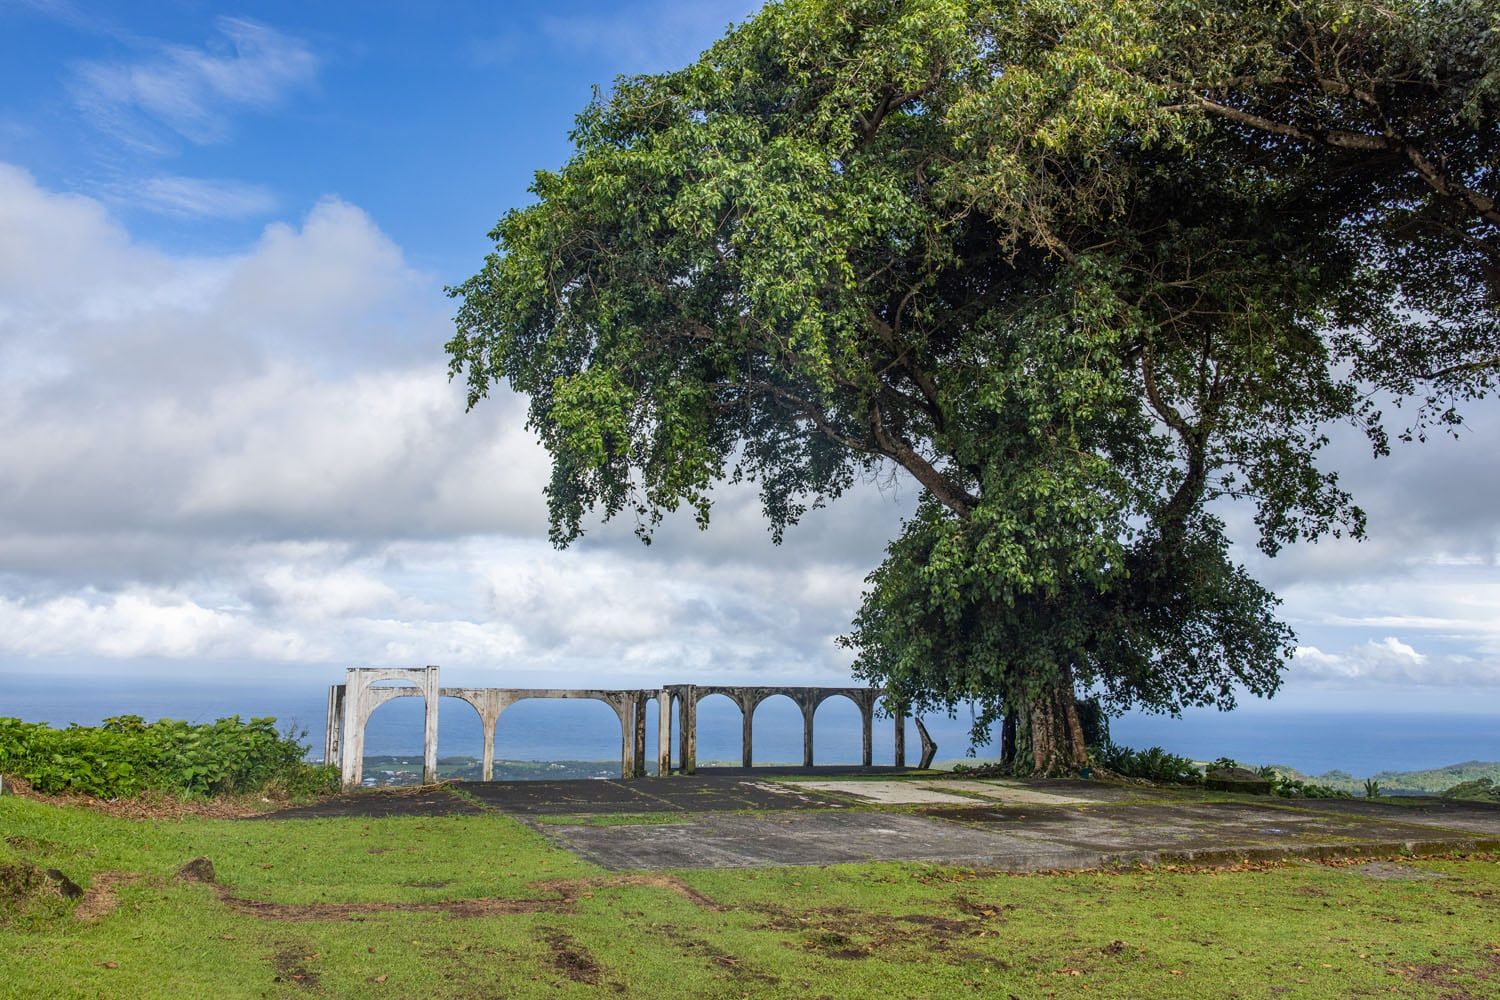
{"left": 6, "top": 672, "right": 1498, "bottom": 778}
{"left": 356, "top": 752, "right": 1500, "bottom": 792}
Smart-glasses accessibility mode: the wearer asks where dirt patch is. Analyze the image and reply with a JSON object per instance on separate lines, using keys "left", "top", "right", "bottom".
{"left": 1389, "top": 954, "right": 1500, "bottom": 1000}
{"left": 269, "top": 947, "right": 320, "bottom": 989}
{"left": 756, "top": 899, "right": 1011, "bottom": 961}
{"left": 538, "top": 928, "right": 606, "bottom": 986}
{"left": 11, "top": 854, "right": 729, "bottom": 925}
{"left": 167, "top": 859, "right": 724, "bottom": 922}
{"left": 216, "top": 889, "right": 574, "bottom": 922}
{"left": 74, "top": 872, "right": 140, "bottom": 923}
{"left": 532, "top": 874, "right": 727, "bottom": 912}
{"left": 1350, "top": 861, "right": 1450, "bottom": 881}
{"left": 668, "top": 931, "right": 779, "bottom": 984}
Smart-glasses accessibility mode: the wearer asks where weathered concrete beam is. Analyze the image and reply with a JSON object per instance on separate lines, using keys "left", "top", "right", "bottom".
{"left": 331, "top": 670, "right": 906, "bottom": 787}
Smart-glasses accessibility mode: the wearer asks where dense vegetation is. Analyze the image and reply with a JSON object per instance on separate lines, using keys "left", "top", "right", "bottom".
{"left": 449, "top": 0, "right": 1499, "bottom": 774}
{"left": 1279, "top": 761, "right": 1500, "bottom": 797}
{"left": 0, "top": 715, "right": 335, "bottom": 799}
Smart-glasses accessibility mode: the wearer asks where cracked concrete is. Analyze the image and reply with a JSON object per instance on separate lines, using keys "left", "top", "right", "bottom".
{"left": 260, "top": 774, "right": 1500, "bottom": 875}
{"left": 794, "top": 778, "right": 1100, "bottom": 806}
{"left": 538, "top": 798, "right": 1500, "bottom": 871}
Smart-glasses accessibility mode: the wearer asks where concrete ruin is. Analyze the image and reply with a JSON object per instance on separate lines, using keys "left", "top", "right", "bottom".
{"left": 325, "top": 666, "right": 937, "bottom": 789}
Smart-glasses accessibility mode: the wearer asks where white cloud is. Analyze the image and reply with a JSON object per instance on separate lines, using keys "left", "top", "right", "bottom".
{"left": 0, "top": 588, "right": 311, "bottom": 661}
{"left": 1292, "top": 636, "right": 1500, "bottom": 686}
{"left": 70, "top": 16, "right": 317, "bottom": 147}
{"left": 0, "top": 160, "right": 1497, "bottom": 705}
{"left": 125, "top": 175, "right": 277, "bottom": 220}
{"left": 0, "top": 163, "right": 887, "bottom": 684}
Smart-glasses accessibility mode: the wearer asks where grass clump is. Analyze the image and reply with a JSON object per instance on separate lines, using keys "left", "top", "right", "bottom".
{"left": 0, "top": 715, "right": 336, "bottom": 799}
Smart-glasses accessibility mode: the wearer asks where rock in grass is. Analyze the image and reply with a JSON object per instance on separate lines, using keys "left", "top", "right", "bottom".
{"left": 1205, "top": 766, "right": 1273, "bottom": 795}
{"left": 176, "top": 857, "right": 217, "bottom": 883}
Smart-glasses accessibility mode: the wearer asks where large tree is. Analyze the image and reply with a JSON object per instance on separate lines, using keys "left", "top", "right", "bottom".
{"left": 449, "top": 0, "right": 1497, "bottom": 772}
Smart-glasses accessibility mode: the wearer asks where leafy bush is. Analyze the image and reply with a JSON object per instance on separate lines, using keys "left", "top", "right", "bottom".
{"left": 1091, "top": 743, "right": 1203, "bottom": 785}
{"left": 1364, "top": 779, "right": 1382, "bottom": 798}
{"left": 1250, "top": 765, "right": 1351, "bottom": 799}
{"left": 0, "top": 715, "right": 335, "bottom": 799}
{"left": 1440, "top": 777, "right": 1500, "bottom": 802}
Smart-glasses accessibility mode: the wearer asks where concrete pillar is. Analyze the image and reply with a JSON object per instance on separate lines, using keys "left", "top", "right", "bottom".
{"left": 339, "top": 668, "right": 367, "bottom": 789}
{"left": 801, "top": 702, "right": 815, "bottom": 768}
{"left": 422, "top": 666, "right": 440, "bottom": 785}
{"left": 860, "top": 700, "right": 874, "bottom": 768}
{"left": 681, "top": 689, "right": 697, "bottom": 775}
{"left": 657, "top": 690, "right": 671, "bottom": 776}
{"left": 616, "top": 699, "right": 634, "bottom": 779}
{"left": 740, "top": 697, "right": 754, "bottom": 768}
{"left": 893, "top": 706, "right": 906, "bottom": 768}
{"left": 324, "top": 685, "right": 344, "bottom": 766}
{"left": 633, "top": 692, "right": 648, "bottom": 778}
{"left": 480, "top": 692, "right": 501, "bottom": 782}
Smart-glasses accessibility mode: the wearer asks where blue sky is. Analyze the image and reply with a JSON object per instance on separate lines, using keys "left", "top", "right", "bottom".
{"left": 1, "top": 1, "right": 756, "bottom": 272}
{"left": 0, "top": 0, "right": 1497, "bottom": 719}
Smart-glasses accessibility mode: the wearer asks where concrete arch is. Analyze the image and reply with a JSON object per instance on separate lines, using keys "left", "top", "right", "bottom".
{"left": 328, "top": 670, "right": 920, "bottom": 787}
{"left": 811, "top": 693, "right": 864, "bottom": 766}
{"left": 748, "top": 692, "right": 804, "bottom": 768}
{"left": 336, "top": 666, "right": 440, "bottom": 788}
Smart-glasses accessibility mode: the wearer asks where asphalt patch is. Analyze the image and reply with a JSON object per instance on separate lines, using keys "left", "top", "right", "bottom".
{"left": 539, "top": 799, "right": 1500, "bottom": 871}
{"left": 454, "top": 775, "right": 845, "bottom": 815}
{"left": 258, "top": 785, "right": 484, "bottom": 820}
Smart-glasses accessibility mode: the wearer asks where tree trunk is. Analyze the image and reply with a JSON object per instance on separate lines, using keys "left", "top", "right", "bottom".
{"left": 1012, "top": 668, "right": 1090, "bottom": 776}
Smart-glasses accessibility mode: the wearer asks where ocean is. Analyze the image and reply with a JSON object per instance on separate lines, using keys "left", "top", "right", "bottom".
{"left": 4, "top": 672, "right": 1497, "bottom": 777}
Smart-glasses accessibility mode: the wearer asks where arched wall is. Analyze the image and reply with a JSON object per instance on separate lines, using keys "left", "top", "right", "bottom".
{"left": 749, "top": 693, "right": 804, "bottom": 767}
{"left": 812, "top": 693, "right": 864, "bottom": 765}
{"left": 330, "top": 670, "right": 905, "bottom": 787}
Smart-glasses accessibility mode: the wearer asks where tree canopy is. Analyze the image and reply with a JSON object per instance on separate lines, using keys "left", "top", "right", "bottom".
{"left": 449, "top": 0, "right": 1498, "bottom": 772}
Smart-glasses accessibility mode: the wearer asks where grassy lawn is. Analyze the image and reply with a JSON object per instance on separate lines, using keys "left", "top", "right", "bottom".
{"left": 2, "top": 795, "right": 1497, "bottom": 998}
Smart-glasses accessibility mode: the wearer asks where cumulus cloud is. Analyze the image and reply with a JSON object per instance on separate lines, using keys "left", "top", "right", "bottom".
{"left": 0, "top": 159, "right": 1496, "bottom": 701}
{"left": 0, "top": 162, "right": 893, "bottom": 685}
{"left": 69, "top": 16, "right": 317, "bottom": 148}
{"left": 1292, "top": 636, "right": 1499, "bottom": 687}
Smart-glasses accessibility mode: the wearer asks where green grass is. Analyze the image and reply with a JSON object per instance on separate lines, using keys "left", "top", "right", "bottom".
{"left": 2, "top": 795, "right": 1497, "bottom": 998}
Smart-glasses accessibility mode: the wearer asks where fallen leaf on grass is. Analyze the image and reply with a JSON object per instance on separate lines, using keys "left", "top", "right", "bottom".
{"left": 96, "top": 962, "right": 118, "bottom": 969}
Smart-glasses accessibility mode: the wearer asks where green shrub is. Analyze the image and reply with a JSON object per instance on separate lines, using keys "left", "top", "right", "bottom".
{"left": 1249, "top": 764, "right": 1353, "bottom": 799}
{"left": 1440, "top": 777, "right": 1500, "bottom": 802}
{"left": 1091, "top": 743, "right": 1202, "bottom": 785}
{"left": 0, "top": 715, "right": 331, "bottom": 799}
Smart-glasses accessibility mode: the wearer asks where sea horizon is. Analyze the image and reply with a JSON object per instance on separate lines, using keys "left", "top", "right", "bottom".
{"left": 4, "top": 671, "right": 1497, "bottom": 778}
